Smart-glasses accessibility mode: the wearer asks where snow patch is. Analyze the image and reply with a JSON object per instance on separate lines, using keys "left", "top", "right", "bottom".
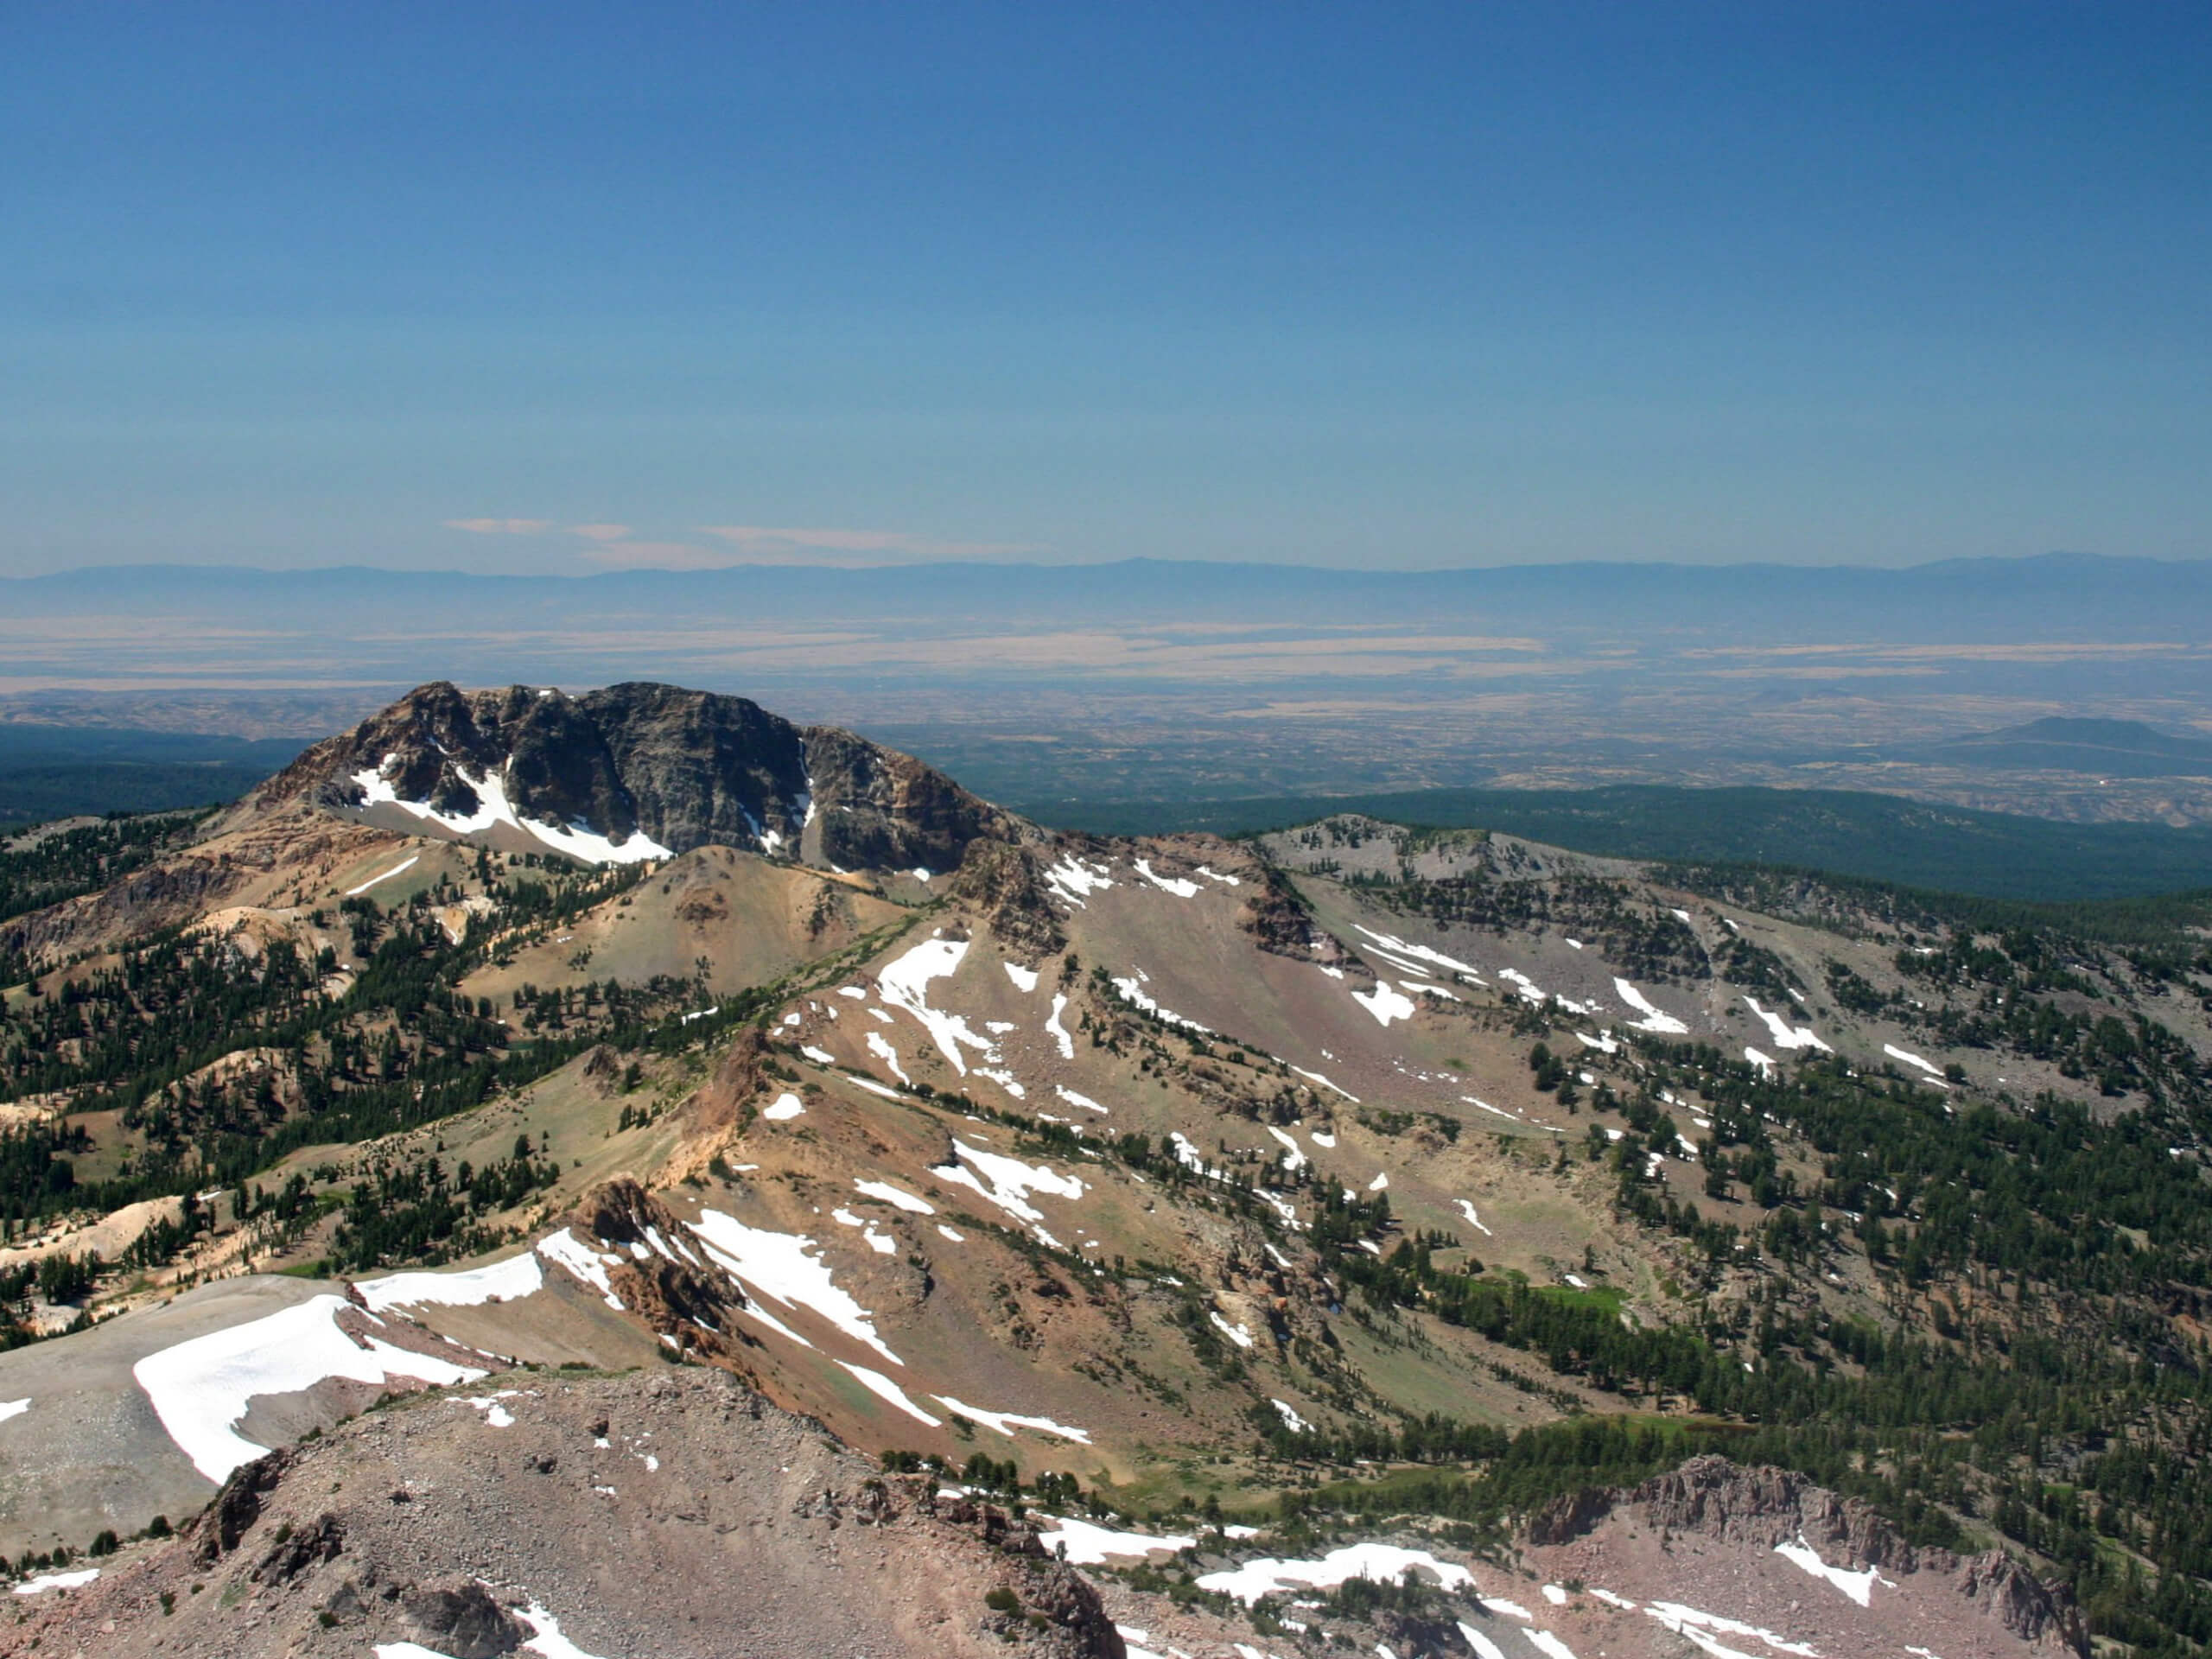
{"left": 537, "top": 1229, "right": 626, "bottom": 1309}
{"left": 933, "top": 1139, "right": 1085, "bottom": 1225}
{"left": 1198, "top": 1542, "right": 1477, "bottom": 1604}
{"left": 516, "top": 1601, "right": 615, "bottom": 1659}
{"left": 1351, "top": 982, "right": 1417, "bottom": 1027}
{"left": 1743, "top": 996, "right": 1830, "bottom": 1053}
{"left": 1004, "top": 963, "right": 1040, "bottom": 993}
{"left": 1044, "top": 855, "right": 1116, "bottom": 908}
{"left": 1642, "top": 1601, "right": 1819, "bottom": 1657}
{"left": 1774, "top": 1534, "right": 1886, "bottom": 1606}
{"left": 1112, "top": 972, "right": 1211, "bottom": 1033}
{"left": 1134, "top": 857, "right": 1202, "bottom": 898}
{"left": 879, "top": 938, "right": 994, "bottom": 1072}
{"left": 865, "top": 1031, "right": 910, "bottom": 1084}
{"left": 855, "top": 1179, "right": 934, "bottom": 1214}
{"left": 1615, "top": 978, "right": 1690, "bottom": 1035}
{"left": 352, "top": 759, "right": 669, "bottom": 866}
{"left": 357, "top": 1249, "right": 543, "bottom": 1313}
{"left": 344, "top": 855, "right": 419, "bottom": 897}
{"left": 1046, "top": 992, "right": 1077, "bottom": 1059}
{"left": 936, "top": 1397, "right": 1092, "bottom": 1443}
{"left": 1352, "top": 925, "right": 1482, "bottom": 978}
{"left": 1884, "top": 1043, "right": 1948, "bottom": 1080}
{"left": 763, "top": 1092, "right": 805, "bottom": 1121}
{"left": 839, "top": 1361, "right": 941, "bottom": 1426}
{"left": 1292, "top": 1068, "right": 1357, "bottom": 1103}
{"left": 1041, "top": 1516, "right": 1195, "bottom": 1563}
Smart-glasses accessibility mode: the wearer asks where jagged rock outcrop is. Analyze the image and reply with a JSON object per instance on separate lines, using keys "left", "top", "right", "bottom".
{"left": 1240, "top": 864, "right": 1351, "bottom": 963}
{"left": 255, "top": 680, "right": 1027, "bottom": 873}
{"left": 948, "top": 840, "right": 1067, "bottom": 957}
{"left": 1959, "top": 1550, "right": 2089, "bottom": 1654}
{"left": 187, "top": 1447, "right": 292, "bottom": 1564}
{"left": 1529, "top": 1456, "right": 2087, "bottom": 1656}
{"left": 572, "top": 1177, "right": 761, "bottom": 1366}
{"left": 1531, "top": 1453, "right": 1918, "bottom": 1571}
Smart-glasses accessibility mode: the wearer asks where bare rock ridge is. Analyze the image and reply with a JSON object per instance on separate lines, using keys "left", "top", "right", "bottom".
{"left": 16, "top": 1369, "right": 1124, "bottom": 1659}
{"left": 1530, "top": 1454, "right": 2088, "bottom": 1655}
{"left": 257, "top": 679, "right": 1026, "bottom": 874}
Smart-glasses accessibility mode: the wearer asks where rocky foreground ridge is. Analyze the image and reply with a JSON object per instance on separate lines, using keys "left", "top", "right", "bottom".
{"left": 7, "top": 1368, "right": 1123, "bottom": 1659}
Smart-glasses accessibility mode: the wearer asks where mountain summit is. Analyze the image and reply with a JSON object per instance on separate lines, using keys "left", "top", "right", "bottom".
{"left": 257, "top": 679, "right": 1024, "bottom": 874}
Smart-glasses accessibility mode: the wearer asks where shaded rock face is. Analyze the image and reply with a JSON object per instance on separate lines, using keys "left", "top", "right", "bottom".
{"left": 188, "top": 1447, "right": 292, "bottom": 1564}
{"left": 402, "top": 1581, "right": 527, "bottom": 1658}
{"left": 260, "top": 680, "right": 1021, "bottom": 872}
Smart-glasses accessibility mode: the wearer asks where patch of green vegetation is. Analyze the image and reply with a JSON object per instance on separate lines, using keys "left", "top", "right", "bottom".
{"left": 1531, "top": 1282, "right": 1624, "bottom": 1316}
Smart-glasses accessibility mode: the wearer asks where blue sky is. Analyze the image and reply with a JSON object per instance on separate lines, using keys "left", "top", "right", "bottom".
{"left": 3, "top": 3, "right": 2207, "bottom": 575}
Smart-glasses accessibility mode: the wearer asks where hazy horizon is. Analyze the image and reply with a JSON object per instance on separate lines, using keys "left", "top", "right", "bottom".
{"left": 7, "top": 4, "right": 2208, "bottom": 579}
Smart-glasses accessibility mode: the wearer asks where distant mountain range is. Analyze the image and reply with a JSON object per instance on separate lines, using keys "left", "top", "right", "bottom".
{"left": 5, "top": 550, "right": 2206, "bottom": 647}
{"left": 1915, "top": 715, "right": 2212, "bottom": 777}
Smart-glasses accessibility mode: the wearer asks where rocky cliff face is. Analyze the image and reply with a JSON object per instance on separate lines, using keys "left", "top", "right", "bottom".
{"left": 1529, "top": 1455, "right": 2088, "bottom": 1656}
{"left": 257, "top": 680, "right": 1026, "bottom": 873}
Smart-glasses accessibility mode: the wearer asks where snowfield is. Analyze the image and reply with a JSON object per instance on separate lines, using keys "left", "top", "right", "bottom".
{"left": 690, "top": 1210, "right": 902, "bottom": 1365}
{"left": 132, "top": 1294, "right": 485, "bottom": 1481}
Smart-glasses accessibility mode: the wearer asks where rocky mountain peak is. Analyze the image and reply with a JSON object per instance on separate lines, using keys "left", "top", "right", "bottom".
{"left": 256, "top": 679, "right": 1026, "bottom": 874}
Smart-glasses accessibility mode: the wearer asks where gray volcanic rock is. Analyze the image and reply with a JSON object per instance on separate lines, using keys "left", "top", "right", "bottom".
{"left": 255, "top": 680, "right": 1026, "bottom": 872}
